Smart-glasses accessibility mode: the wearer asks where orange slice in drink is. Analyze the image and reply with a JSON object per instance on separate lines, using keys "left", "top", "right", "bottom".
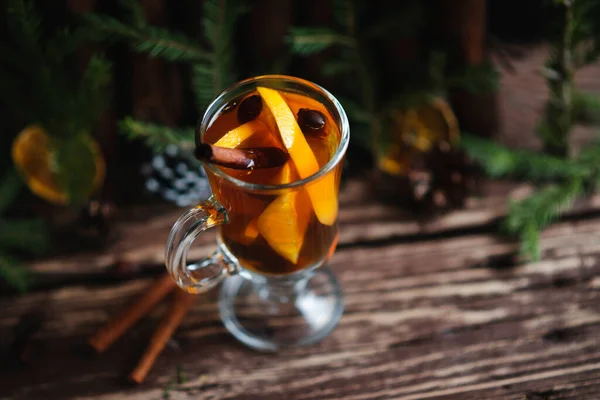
{"left": 214, "top": 120, "right": 269, "bottom": 148}
{"left": 283, "top": 92, "right": 329, "bottom": 116}
{"left": 256, "top": 86, "right": 338, "bottom": 226}
{"left": 212, "top": 119, "right": 281, "bottom": 242}
{"left": 255, "top": 162, "right": 310, "bottom": 264}
{"left": 257, "top": 188, "right": 311, "bottom": 264}
{"left": 243, "top": 218, "right": 259, "bottom": 240}
{"left": 306, "top": 137, "right": 331, "bottom": 169}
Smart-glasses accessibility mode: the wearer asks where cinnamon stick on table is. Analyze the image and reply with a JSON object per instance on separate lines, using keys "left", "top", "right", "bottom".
{"left": 195, "top": 143, "right": 289, "bottom": 169}
{"left": 129, "top": 289, "right": 197, "bottom": 384}
{"left": 88, "top": 273, "right": 176, "bottom": 353}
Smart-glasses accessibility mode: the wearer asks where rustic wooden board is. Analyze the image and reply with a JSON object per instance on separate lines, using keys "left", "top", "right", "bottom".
{"left": 3, "top": 38, "right": 600, "bottom": 400}
{"left": 25, "top": 177, "right": 600, "bottom": 283}
{"left": 3, "top": 217, "right": 600, "bottom": 399}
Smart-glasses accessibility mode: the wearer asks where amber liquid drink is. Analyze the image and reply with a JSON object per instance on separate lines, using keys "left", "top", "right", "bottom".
{"left": 165, "top": 75, "right": 349, "bottom": 350}
{"left": 202, "top": 89, "right": 342, "bottom": 276}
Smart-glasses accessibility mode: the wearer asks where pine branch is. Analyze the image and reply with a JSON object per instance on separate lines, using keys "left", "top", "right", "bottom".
{"left": 520, "top": 223, "right": 541, "bottom": 262}
{"left": 576, "top": 139, "right": 600, "bottom": 166}
{"left": 0, "top": 169, "right": 23, "bottom": 214}
{"left": 503, "top": 178, "right": 583, "bottom": 261}
{"left": 460, "top": 134, "right": 590, "bottom": 181}
{"left": 0, "top": 253, "right": 30, "bottom": 293}
{"left": 198, "top": 0, "right": 248, "bottom": 109}
{"left": 119, "top": 0, "right": 148, "bottom": 29}
{"left": 539, "top": 1, "right": 575, "bottom": 157}
{"left": 44, "top": 26, "right": 96, "bottom": 64}
{"left": 54, "top": 134, "right": 99, "bottom": 205}
{"left": 191, "top": 63, "right": 216, "bottom": 111}
{"left": 3, "top": 2, "right": 84, "bottom": 135}
{"left": 575, "top": 44, "right": 600, "bottom": 68}
{"left": 287, "top": 27, "right": 354, "bottom": 55}
{"left": 572, "top": 90, "right": 600, "bottom": 125}
{"left": 0, "top": 219, "right": 48, "bottom": 254}
{"left": 6, "top": 0, "right": 43, "bottom": 52}
{"left": 4, "top": 0, "right": 61, "bottom": 122}
{"left": 84, "top": 13, "right": 210, "bottom": 62}
{"left": 119, "top": 117, "right": 195, "bottom": 152}
{"left": 77, "top": 55, "right": 112, "bottom": 129}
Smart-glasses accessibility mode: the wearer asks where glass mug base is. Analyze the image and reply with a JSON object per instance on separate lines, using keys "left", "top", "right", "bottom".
{"left": 219, "top": 264, "right": 344, "bottom": 351}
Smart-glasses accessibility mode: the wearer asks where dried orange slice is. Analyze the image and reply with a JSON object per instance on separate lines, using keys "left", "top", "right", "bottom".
{"left": 256, "top": 86, "right": 338, "bottom": 226}
{"left": 11, "top": 125, "right": 105, "bottom": 205}
{"left": 398, "top": 97, "right": 459, "bottom": 152}
{"left": 378, "top": 96, "right": 459, "bottom": 176}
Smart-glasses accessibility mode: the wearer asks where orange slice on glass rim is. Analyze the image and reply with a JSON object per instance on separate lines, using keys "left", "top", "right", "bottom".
{"left": 256, "top": 86, "right": 338, "bottom": 226}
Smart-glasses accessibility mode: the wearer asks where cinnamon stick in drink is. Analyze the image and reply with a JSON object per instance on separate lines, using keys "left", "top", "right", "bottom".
{"left": 88, "top": 273, "right": 176, "bottom": 353}
{"left": 129, "top": 289, "right": 197, "bottom": 384}
{"left": 194, "top": 143, "right": 289, "bottom": 170}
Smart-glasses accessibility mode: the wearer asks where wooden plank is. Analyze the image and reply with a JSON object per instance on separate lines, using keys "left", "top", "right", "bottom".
{"left": 3, "top": 217, "right": 600, "bottom": 399}
{"left": 24, "top": 178, "right": 600, "bottom": 280}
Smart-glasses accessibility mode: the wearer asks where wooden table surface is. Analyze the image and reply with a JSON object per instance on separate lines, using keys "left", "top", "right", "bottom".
{"left": 2, "top": 47, "right": 600, "bottom": 400}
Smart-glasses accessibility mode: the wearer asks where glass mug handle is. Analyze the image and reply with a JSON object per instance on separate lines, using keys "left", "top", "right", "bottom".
{"left": 165, "top": 196, "right": 234, "bottom": 293}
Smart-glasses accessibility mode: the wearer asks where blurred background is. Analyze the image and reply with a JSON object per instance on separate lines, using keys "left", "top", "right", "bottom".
{"left": 1, "top": 0, "right": 600, "bottom": 293}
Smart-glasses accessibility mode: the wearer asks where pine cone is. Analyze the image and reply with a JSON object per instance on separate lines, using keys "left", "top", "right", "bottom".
{"left": 407, "top": 141, "right": 480, "bottom": 212}
{"left": 141, "top": 145, "right": 212, "bottom": 207}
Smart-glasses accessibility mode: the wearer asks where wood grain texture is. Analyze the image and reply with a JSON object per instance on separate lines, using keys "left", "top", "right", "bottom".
{"left": 2, "top": 217, "right": 600, "bottom": 399}
{"left": 23, "top": 178, "right": 600, "bottom": 283}
{"left": 3, "top": 39, "right": 600, "bottom": 400}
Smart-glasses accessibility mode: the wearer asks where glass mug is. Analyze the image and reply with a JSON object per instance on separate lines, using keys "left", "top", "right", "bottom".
{"left": 165, "top": 75, "right": 349, "bottom": 351}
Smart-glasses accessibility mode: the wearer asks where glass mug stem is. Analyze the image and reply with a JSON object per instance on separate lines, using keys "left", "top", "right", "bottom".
{"left": 165, "top": 196, "right": 234, "bottom": 294}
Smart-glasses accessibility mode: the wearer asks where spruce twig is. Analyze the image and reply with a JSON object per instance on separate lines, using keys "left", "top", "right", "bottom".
{"left": 572, "top": 90, "right": 600, "bottom": 125}
{"left": 84, "top": 13, "right": 210, "bottom": 62}
{"left": 0, "top": 169, "right": 22, "bottom": 213}
{"left": 0, "top": 220, "right": 48, "bottom": 254}
{"left": 192, "top": 0, "right": 249, "bottom": 110}
{"left": 87, "top": 0, "right": 248, "bottom": 150}
{"left": 463, "top": 133, "right": 600, "bottom": 262}
{"left": 288, "top": 0, "right": 380, "bottom": 156}
{"left": 0, "top": 170, "right": 47, "bottom": 292}
{"left": 286, "top": 27, "right": 354, "bottom": 55}
{"left": 78, "top": 54, "right": 112, "bottom": 129}
{"left": 460, "top": 134, "right": 590, "bottom": 181}
{"left": 119, "top": 118, "right": 195, "bottom": 152}
{"left": 503, "top": 178, "right": 583, "bottom": 261}
{"left": 0, "top": 254, "right": 30, "bottom": 293}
